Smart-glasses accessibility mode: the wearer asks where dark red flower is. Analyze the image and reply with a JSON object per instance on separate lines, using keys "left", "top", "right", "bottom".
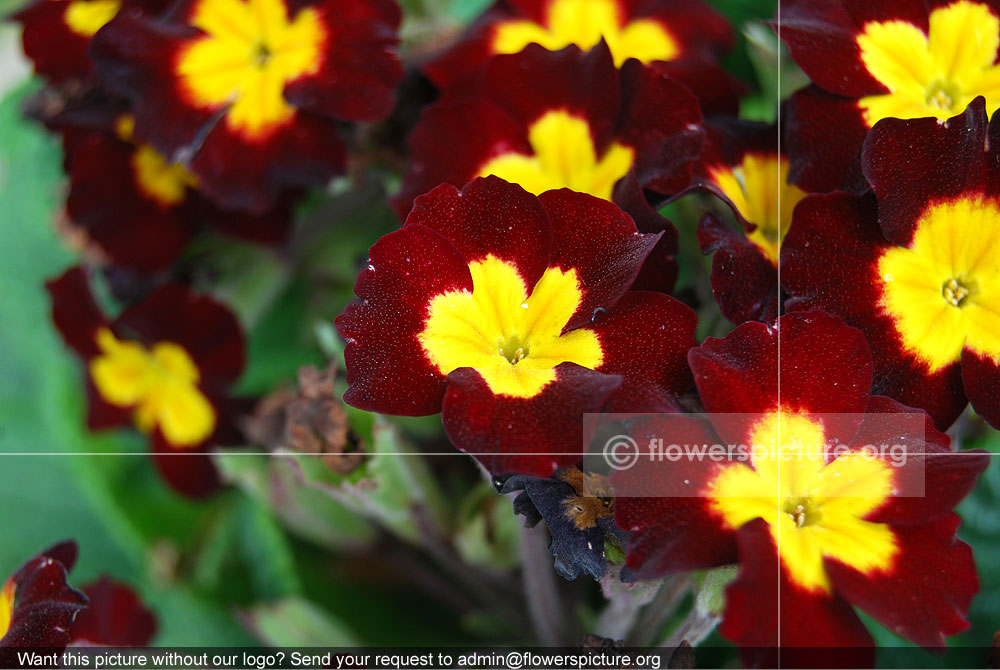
{"left": 70, "top": 577, "right": 156, "bottom": 647}
{"left": 691, "top": 119, "right": 807, "bottom": 324}
{"left": 424, "top": 0, "right": 744, "bottom": 115}
{"left": 46, "top": 267, "right": 246, "bottom": 497}
{"left": 780, "top": 0, "right": 1000, "bottom": 192}
{"left": 337, "top": 177, "right": 697, "bottom": 477}
{"left": 395, "top": 43, "right": 703, "bottom": 293}
{"left": 0, "top": 542, "right": 87, "bottom": 654}
{"left": 14, "top": 0, "right": 170, "bottom": 85}
{"left": 55, "top": 106, "right": 293, "bottom": 273}
{"left": 783, "top": 98, "right": 1000, "bottom": 430}
{"left": 613, "top": 312, "right": 987, "bottom": 664}
{"left": 90, "top": 0, "right": 403, "bottom": 213}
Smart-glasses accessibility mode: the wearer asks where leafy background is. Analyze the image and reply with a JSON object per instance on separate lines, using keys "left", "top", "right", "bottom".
{"left": 1, "top": 0, "right": 998, "bottom": 665}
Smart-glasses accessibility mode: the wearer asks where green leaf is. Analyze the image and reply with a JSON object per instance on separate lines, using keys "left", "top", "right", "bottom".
{"left": 243, "top": 597, "right": 359, "bottom": 646}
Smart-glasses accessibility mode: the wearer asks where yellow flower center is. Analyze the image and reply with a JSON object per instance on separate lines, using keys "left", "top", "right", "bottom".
{"left": 175, "top": 0, "right": 326, "bottom": 138}
{"left": 857, "top": 0, "right": 1000, "bottom": 126}
{"left": 90, "top": 328, "right": 216, "bottom": 447}
{"left": 706, "top": 412, "right": 897, "bottom": 593}
{"left": 878, "top": 196, "right": 1000, "bottom": 371}
{"left": 477, "top": 110, "right": 634, "bottom": 201}
{"left": 0, "top": 579, "right": 15, "bottom": 641}
{"left": 63, "top": 0, "right": 121, "bottom": 37}
{"left": 708, "top": 154, "right": 807, "bottom": 265}
{"left": 492, "top": 0, "right": 679, "bottom": 67}
{"left": 418, "top": 255, "right": 604, "bottom": 399}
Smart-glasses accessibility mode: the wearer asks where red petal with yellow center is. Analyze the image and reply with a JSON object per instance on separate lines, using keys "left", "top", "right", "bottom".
{"left": 862, "top": 98, "right": 995, "bottom": 245}
{"left": 423, "top": 0, "right": 741, "bottom": 115}
{"left": 336, "top": 223, "right": 474, "bottom": 416}
{"left": 151, "top": 436, "right": 222, "bottom": 499}
{"left": 394, "top": 43, "right": 702, "bottom": 233}
{"left": 777, "top": 0, "right": 888, "bottom": 97}
{"left": 721, "top": 519, "right": 876, "bottom": 667}
{"left": 441, "top": 363, "right": 621, "bottom": 477}
{"left": 116, "top": 284, "right": 245, "bottom": 393}
{"left": 91, "top": 0, "right": 399, "bottom": 214}
{"left": 781, "top": 193, "right": 969, "bottom": 429}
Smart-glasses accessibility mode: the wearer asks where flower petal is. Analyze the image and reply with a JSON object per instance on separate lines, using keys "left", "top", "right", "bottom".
{"left": 441, "top": 363, "right": 621, "bottom": 476}
{"left": 405, "top": 178, "right": 552, "bottom": 291}
{"left": 336, "top": 223, "right": 473, "bottom": 416}
{"left": 698, "top": 213, "right": 780, "bottom": 325}
{"left": 826, "top": 514, "right": 977, "bottom": 648}
{"left": 721, "top": 518, "right": 875, "bottom": 668}
{"left": 70, "top": 576, "right": 157, "bottom": 647}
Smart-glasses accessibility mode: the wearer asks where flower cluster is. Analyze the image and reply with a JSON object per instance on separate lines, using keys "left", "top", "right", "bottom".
{"left": 10, "top": 0, "right": 999, "bottom": 662}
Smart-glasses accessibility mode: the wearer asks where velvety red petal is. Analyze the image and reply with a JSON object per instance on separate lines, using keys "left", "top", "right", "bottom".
{"left": 336, "top": 223, "right": 473, "bottom": 416}
{"left": 690, "top": 312, "right": 872, "bottom": 446}
{"left": 441, "top": 363, "right": 621, "bottom": 476}
{"left": 477, "top": 44, "right": 622, "bottom": 147}
{"left": 283, "top": 0, "right": 402, "bottom": 122}
{"left": 862, "top": 97, "right": 995, "bottom": 246}
{"left": 781, "top": 192, "right": 969, "bottom": 429}
{"left": 650, "top": 58, "right": 746, "bottom": 118}
{"left": 592, "top": 292, "right": 696, "bottom": 412}
{"left": 186, "top": 111, "right": 346, "bottom": 215}
{"left": 618, "top": 59, "right": 703, "bottom": 195}
{"left": 71, "top": 576, "right": 157, "bottom": 646}
{"left": 150, "top": 444, "right": 221, "bottom": 499}
{"left": 14, "top": 1, "right": 94, "bottom": 83}
{"left": 721, "top": 519, "right": 875, "bottom": 668}
{"left": 46, "top": 267, "right": 107, "bottom": 360}
{"left": 391, "top": 100, "right": 529, "bottom": 219}
{"left": 826, "top": 515, "right": 977, "bottom": 649}
{"left": 0, "top": 548, "right": 88, "bottom": 650}
{"left": 85, "top": 377, "right": 132, "bottom": 432}
{"left": 961, "top": 348, "right": 1000, "bottom": 430}
{"left": 405, "top": 178, "right": 552, "bottom": 289}
{"left": 777, "top": 0, "right": 886, "bottom": 97}
{"left": 698, "top": 213, "right": 780, "bottom": 325}
{"left": 854, "top": 395, "right": 988, "bottom": 526}
{"left": 785, "top": 85, "right": 871, "bottom": 194}
{"left": 538, "top": 189, "right": 658, "bottom": 329}
{"left": 613, "top": 413, "right": 739, "bottom": 578}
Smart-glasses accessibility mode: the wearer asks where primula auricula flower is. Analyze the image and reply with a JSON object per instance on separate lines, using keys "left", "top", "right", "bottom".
{"left": 780, "top": 0, "right": 1000, "bottom": 192}
{"left": 783, "top": 99, "right": 1000, "bottom": 431}
{"left": 394, "top": 44, "right": 703, "bottom": 293}
{"left": 423, "top": 0, "right": 745, "bottom": 116}
{"left": 613, "top": 312, "right": 987, "bottom": 665}
{"left": 0, "top": 542, "right": 86, "bottom": 654}
{"left": 70, "top": 576, "right": 157, "bottom": 647}
{"left": 337, "top": 177, "right": 697, "bottom": 477}
{"left": 56, "top": 107, "right": 294, "bottom": 273}
{"left": 47, "top": 267, "right": 245, "bottom": 498}
{"left": 689, "top": 119, "right": 808, "bottom": 325}
{"left": 90, "top": 0, "right": 403, "bottom": 213}
{"left": 14, "top": 0, "right": 170, "bottom": 85}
